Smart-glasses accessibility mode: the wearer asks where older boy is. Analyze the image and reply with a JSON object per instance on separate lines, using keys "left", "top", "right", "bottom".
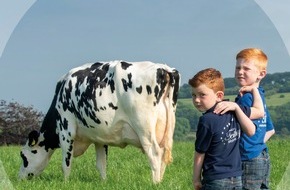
{"left": 189, "top": 68, "right": 264, "bottom": 190}
{"left": 235, "top": 48, "right": 275, "bottom": 189}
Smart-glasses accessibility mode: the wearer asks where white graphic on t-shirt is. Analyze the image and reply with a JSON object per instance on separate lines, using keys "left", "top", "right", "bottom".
{"left": 220, "top": 117, "right": 239, "bottom": 145}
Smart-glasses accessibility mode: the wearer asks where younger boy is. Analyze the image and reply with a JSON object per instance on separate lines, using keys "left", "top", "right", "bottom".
{"left": 235, "top": 48, "right": 275, "bottom": 189}
{"left": 189, "top": 68, "right": 263, "bottom": 190}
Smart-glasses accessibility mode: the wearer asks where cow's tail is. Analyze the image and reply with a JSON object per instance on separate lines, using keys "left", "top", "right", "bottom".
{"left": 161, "top": 69, "right": 180, "bottom": 165}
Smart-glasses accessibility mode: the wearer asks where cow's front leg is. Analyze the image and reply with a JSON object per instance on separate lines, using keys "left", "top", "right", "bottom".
{"left": 95, "top": 144, "right": 108, "bottom": 180}
{"left": 60, "top": 139, "right": 74, "bottom": 180}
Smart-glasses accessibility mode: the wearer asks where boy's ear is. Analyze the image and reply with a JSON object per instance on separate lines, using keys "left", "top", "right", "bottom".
{"left": 258, "top": 70, "right": 267, "bottom": 80}
{"left": 216, "top": 91, "right": 224, "bottom": 101}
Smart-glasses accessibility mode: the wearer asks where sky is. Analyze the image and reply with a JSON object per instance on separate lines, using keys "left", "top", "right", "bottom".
{"left": 0, "top": 0, "right": 290, "bottom": 112}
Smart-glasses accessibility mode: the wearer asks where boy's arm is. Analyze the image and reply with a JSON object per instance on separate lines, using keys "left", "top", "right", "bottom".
{"left": 232, "top": 103, "right": 256, "bottom": 136}
{"left": 214, "top": 101, "right": 256, "bottom": 136}
{"left": 193, "top": 152, "right": 204, "bottom": 190}
{"left": 239, "top": 86, "right": 264, "bottom": 119}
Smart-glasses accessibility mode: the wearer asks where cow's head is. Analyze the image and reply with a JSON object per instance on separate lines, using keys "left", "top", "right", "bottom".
{"left": 19, "top": 130, "right": 53, "bottom": 179}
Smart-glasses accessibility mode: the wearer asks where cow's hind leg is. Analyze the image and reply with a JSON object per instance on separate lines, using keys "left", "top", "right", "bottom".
{"left": 95, "top": 144, "right": 108, "bottom": 180}
{"left": 160, "top": 155, "right": 167, "bottom": 181}
{"left": 142, "top": 141, "right": 163, "bottom": 183}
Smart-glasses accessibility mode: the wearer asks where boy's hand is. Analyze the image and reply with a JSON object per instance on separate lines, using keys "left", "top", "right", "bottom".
{"left": 214, "top": 101, "right": 238, "bottom": 114}
{"left": 239, "top": 86, "right": 254, "bottom": 96}
{"left": 193, "top": 180, "right": 202, "bottom": 190}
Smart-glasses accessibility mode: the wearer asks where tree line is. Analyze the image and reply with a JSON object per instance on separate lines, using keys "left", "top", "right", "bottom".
{"left": 0, "top": 100, "right": 43, "bottom": 145}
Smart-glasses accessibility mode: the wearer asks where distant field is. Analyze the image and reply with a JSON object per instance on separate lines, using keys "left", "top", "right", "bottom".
{"left": 0, "top": 139, "right": 290, "bottom": 190}
{"left": 225, "top": 92, "right": 290, "bottom": 107}
{"left": 264, "top": 92, "right": 290, "bottom": 107}
{"left": 179, "top": 92, "right": 290, "bottom": 107}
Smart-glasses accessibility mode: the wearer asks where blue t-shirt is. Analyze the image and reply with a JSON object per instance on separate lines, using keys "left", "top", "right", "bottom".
{"left": 235, "top": 87, "right": 274, "bottom": 161}
{"left": 195, "top": 103, "right": 251, "bottom": 181}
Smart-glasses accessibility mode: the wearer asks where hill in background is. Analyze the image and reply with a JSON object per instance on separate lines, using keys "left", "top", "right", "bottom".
{"left": 178, "top": 71, "right": 290, "bottom": 98}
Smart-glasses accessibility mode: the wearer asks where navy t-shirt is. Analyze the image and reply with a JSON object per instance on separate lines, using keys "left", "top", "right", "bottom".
{"left": 195, "top": 103, "right": 251, "bottom": 181}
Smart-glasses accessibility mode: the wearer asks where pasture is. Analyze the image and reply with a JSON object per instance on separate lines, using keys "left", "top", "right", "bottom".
{"left": 227, "top": 92, "right": 290, "bottom": 107}
{"left": 1, "top": 139, "right": 290, "bottom": 190}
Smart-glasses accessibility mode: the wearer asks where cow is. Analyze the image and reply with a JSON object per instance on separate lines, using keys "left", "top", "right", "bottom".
{"left": 19, "top": 60, "right": 180, "bottom": 183}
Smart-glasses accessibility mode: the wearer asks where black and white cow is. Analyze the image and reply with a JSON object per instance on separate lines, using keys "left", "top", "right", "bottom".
{"left": 19, "top": 60, "right": 180, "bottom": 183}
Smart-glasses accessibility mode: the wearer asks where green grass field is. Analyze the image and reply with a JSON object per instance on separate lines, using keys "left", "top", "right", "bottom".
{"left": 1, "top": 140, "right": 290, "bottom": 190}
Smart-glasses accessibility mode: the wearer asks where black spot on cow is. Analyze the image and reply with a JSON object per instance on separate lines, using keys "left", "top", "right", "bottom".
{"left": 121, "top": 73, "right": 132, "bottom": 92}
{"left": 20, "top": 151, "right": 28, "bottom": 168}
{"left": 65, "top": 152, "right": 71, "bottom": 167}
{"left": 88, "top": 111, "right": 101, "bottom": 124}
{"left": 68, "top": 140, "right": 73, "bottom": 151}
{"left": 101, "top": 63, "right": 110, "bottom": 73}
{"left": 154, "top": 68, "right": 169, "bottom": 104}
{"left": 146, "top": 85, "right": 152, "bottom": 95}
{"left": 122, "top": 73, "right": 132, "bottom": 92}
{"left": 108, "top": 102, "right": 118, "bottom": 110}
{"left": 120, "top": 61, "right": 132, "bottom": 70}
{"left": 108, "top": 79, "right": 115, "bottom": 94}
{"left": 64, "top": 140, "right": 74, "bottom": 167}
{"left": 64, "top": 80, "right": 73, "bottom": 104}
{"left": 31, "top": 150, "right": 37, "bottom": 154}
{"left": 63, "top": 118, "right": 68, "bottom": 130}
{"left": 154, "top": 85, "right": 160, "bottom": 103}
{"left": 136, "top": 86, "right": 142, "bottom": 94}
{"left": 170, "top": 70, "right": 180, "bottom": 106}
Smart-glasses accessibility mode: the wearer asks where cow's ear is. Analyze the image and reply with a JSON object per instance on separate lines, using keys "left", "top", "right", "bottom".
{"left": 28, "top": 130, "right": 39, "bottom": 147}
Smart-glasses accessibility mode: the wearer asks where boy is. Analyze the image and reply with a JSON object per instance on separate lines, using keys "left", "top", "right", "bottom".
{"left": 189, "top": 68, "right": 264, "bottom": 190}
{"left": 235, "top": 48, "right": 275, "bottom": 189}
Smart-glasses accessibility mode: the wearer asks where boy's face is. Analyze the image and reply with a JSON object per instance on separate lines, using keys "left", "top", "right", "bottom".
{"left": 235, "top": 58, "right": 264, "bottom": 87}
{"left": 191, "top": 84, "right": 223, "bottom": 112}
